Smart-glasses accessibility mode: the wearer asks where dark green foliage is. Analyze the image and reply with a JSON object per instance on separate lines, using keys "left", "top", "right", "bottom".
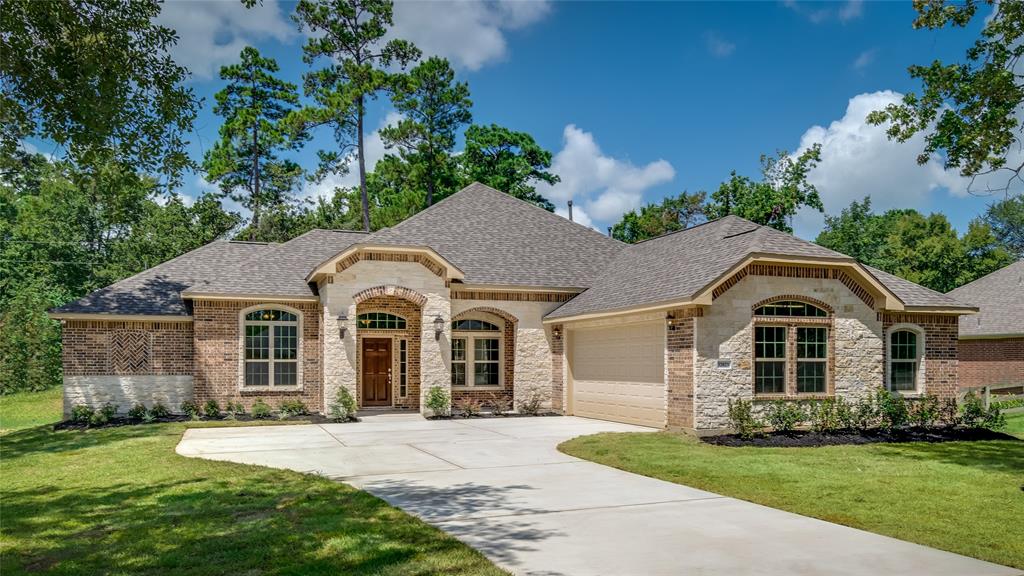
{"left": 251, "top": 398, "right": 273, "bottom": 419}
{"left": 279, "top": 399, "right": 309, "bottom": 417}
{"left": 70, "top": 404, "right": 94, "bottom": 424}
{"left": 876, "top": 389, "right": 909, "bottom": 431}
{"left": 983, "top": 196, "right": 1024, "bottom": 259}
{"left": 88, "top": 402, "right": 117, "bottom": 426}
{"left": 958, "top": 391, "right": 1005, "bottom": 430}
{"left": 203, "top": 400, "right": 221, "bottom": 419}
{"left": 328, "top": 387, "right": 358, "bottom": 422}
{"left": 224, "top": 401, "right": 245, "bottom": 420}
{"left": 726, "top": 398, "right": 764, "bottom": 439}
{"left": 765, "top": 401, "right": 805, "bottom": 433}
{"left": 126, "top": 403, "right": 148, "bottom": 422}
{"left": 180, "top": 400, "right": 202, "bottom": 420}
{"left": 848, "top": 394, "right": 880, "bottom": 431}
{"left": 807, "top": 398, "right": 843, "bottom": 434}
{"left": 0, "top": 282, "right": 62, "bottom": 393}
{"left": 458, "top": 124, "right": 560, "bottom": 210}
{"left": 425, "top": 386, "right": 451, "bottom": 417}
{"left": 611, "top": 191, "right": 706, "bottom": 243}
{"left": 147, "top": 402, "right": 170, "bottom": 419}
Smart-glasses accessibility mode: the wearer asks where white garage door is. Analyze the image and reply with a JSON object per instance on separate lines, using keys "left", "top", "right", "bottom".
{"left": 569, "top": 321, "right": 665, "bottom": 428}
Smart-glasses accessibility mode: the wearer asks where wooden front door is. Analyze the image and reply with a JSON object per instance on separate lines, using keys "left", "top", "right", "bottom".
{"left": 361, "top": 338, "right": 392, "bottom": 406}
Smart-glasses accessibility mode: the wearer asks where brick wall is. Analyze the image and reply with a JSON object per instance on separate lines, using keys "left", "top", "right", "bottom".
{"left": 193, "top": 299, "right": 322, "bottom": 411}
{"left": 880, "top": 313, "right": 959, "bottom": 399}
{"left": 62, "top": 319, "right": 193, "bottom": 376}
{"left": 355, "top": 295, "right": 421, "bottom": 410}
{"left": 450, "top": 307, "right": 517, "bottom": 408}
{"left": 958, "top": 338, "right": 1024, "bottom": 388}
{"left": 666, "top": 316, "right": 695, "bottom": 429}
{"left": 550, "top": 325, "right": 564, "bottom": 411}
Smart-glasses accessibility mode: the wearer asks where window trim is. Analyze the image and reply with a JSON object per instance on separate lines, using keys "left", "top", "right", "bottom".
{"left": 451, "top": 319, "right": 504, "bottom": 389}
{"left": 795, "top": 326, "right": 828, "bottom": 394}
{"left": 754, "top": 324, "right": 788, "bottom": 395}
{"left": 398, "top": 338, "right": 408, "bottom": 398}
{"left": 750, "top": 298, "right": 834, "bottom": 398}
{"left": 886, "top": 325, "right": 925, "bottom": 394}
{"left": 238, "top": 304, "right": 303, "bottom": 391}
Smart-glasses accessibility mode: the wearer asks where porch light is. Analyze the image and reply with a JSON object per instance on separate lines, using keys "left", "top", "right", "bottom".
{"left": 337, "top": 313, "right": 348, "bottom": 338}
{"left": 433, "top": 315, "right": 445, "bottom": 340}
{"left": 552, "top": 326, "right": 562, "bottom": 338}
{"left": 666, "top": 312, "right": 676, "bottom": 327}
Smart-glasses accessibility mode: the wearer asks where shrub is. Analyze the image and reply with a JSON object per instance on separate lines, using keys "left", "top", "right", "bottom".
{"left": 203, "top": 400, "right": 221, "bottom": 419}
{"left": 960, "top": 391, "right": 1007, "bottom": 430}
{"left": 938, "top": 397, "right": 961, "bottom": 427}
{"left": 765, "top": 401, "right": 804, "bottom": 433}
{"left": 487, "top": 392, "right": 511, "bottom": 416}
{"left": 875, "top": 389, "right": 908, "bottom": 431}
{"left": 517, "top": 385, "right": 551, "bottom": 416}
{"left": 328, "top": 387, "right": 357, "bottom": 422}
{"left": 455, "top": 396, "right": 482, "bottom": 418}
{"left": 89, "top": 408, "right": 110, "bottom": 427}
{"left": 726, "top": 398, "right": 763, "bottom": 440}
{"left": 251, "top": 398, "right": 272, "bottom": 419}
{"left": 908, "top": 395, "right": 940, "bottom": 428}
{"left": 425, "top": 386, "right": 451, "bottom": 417}
{"left": 279, "top": 399, "right": 308, "bottom": 416}
{"left": 126, "top": 403, "right": 148, "bottom": 422}
{"left": 807, "top": 398, "right": 842, "bottom": 434}
{"left": 180, "top": 400, "right": 202, "bottom": 420}
{"left": 224, "top": 401, "right": 245, "bottom": 419}
{"left": 148, "top": 402, "right": 171, "bottom": 419}
{"left": 70, "top": 404, "right": 94, "bottom": 423}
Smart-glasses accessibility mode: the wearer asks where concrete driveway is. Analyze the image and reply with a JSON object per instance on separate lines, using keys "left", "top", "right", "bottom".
{"left": 177, "top": 415, "right": 1019, "bottom": 576}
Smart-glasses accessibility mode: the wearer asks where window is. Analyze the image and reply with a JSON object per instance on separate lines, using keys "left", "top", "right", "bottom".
{"left": 889, "top": 330, "right": 919, "bottom": 391}
{"left": 399, "top": 339, "right": 408, "bottom": 397}
{"left": 796, "top": 327, "right": 827, "bottom": 393}
{"left": 451, "top": 318, "right": 502, "bottom": 387}
{"left": 243, "top": 308, "right": 299, "bottom": 387}
{"left": 754, "top": 301, "right": 827, "bottom": 317}
{"left": 357, "top": 312, "right": 406, "bottom": 330}
{"left": 754, "top": 326, "right": 786, "bottom": 394}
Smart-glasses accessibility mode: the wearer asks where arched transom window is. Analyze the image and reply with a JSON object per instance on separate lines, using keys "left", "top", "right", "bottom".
{"left": 754, "top": 300, "right": 828, "bottom": 317}
{"left": 752, "top": 300, "right": 829, "bottom": 395}
{"left": 357, "top": 312, "right": 406, "bottom": 330}
{"left": 244, "top": 309, "right": 299, "bottom": 387}
{"left": 451, "top": 318, "right": 501, "bottom": 387}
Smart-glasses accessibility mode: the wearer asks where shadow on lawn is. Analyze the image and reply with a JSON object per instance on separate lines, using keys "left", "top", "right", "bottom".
{"left": 0, "top": 422, "right": 171, "bottom": 460}
{"left": 870, "top": 438, "right": 1024, "bottom": 474}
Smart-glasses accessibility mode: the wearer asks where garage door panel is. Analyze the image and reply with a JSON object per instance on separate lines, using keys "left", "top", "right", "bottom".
{"left": 570, "top": 322, "right": 665, "bottom": 428}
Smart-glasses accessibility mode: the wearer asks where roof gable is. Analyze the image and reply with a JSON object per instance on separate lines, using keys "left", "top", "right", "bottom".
{"left": 948, "top": 260, "right": 1024, "bottom": 337}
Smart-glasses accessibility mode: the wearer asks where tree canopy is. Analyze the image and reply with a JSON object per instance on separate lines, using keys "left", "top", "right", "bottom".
{"left": 610, "top": 191, "right": 706, "bottom": 243}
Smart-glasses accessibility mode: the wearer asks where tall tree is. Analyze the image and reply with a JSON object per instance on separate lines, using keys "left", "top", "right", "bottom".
{"left": 611, "top": 191, "right": 706, "bottom": 243}
{"left": 867, "top": 0, "right": 1024, "bottom": 194}
{"left": 982, "top": 195, "right": 1024, "bottom": 258}
{"left": 381, "top": 57, "right": 473, "bottom": 207}
{"left": 459, "top": 124, "right": 560, "bottom": 210}
{"left": 293, "top": 0, "right": 421, "bottom": 231}
{"left": 1, "top": 0, "right": 198, "bottom": 186}
{"left": 705, "top": 145, "right": 823, "bottom": 232}
{"left": 203, "top": 47, "right": 304, "bottom": 240}
{"left": 814, "top": 197, "right": 905, "bottom": 265}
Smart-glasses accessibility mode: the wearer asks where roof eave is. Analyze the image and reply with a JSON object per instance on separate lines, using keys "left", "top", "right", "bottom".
{"left": 180, "top": 291, "right": 320, "bottom": 302}
{"left": 305, "top": 243, "right": 466, "bottom": 283}
{"left": 48, "top": 312, "right": 193, "bottom": 322}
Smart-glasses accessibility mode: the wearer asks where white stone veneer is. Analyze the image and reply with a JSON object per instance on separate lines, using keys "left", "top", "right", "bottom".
{"left": 62, "top": 375, "right": 194, "bottom": 416}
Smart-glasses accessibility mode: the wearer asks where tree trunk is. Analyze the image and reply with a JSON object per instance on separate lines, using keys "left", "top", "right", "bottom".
{"left": 426, "top": 159, "right": 435, "bottom": 207}
{"left": 357, "top": 94, "right": 370, "bottom": 232}
{"left": 251, "top": 120, "right": 261, "bottom": 241}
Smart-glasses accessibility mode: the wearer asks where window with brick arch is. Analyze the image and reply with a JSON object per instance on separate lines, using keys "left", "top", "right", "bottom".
{"left": 243, "top": 308, "right": 299, "bottom": 387}
{"left": 752, "top": 300, "right": 830, "bottom": 395}
{"left": 451, "top": 318, "right": 502, "bottom": 387}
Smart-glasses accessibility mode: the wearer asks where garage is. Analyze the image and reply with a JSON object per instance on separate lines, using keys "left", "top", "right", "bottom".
{"left": 568, "top": 321, "right": 666, "bottom": 428}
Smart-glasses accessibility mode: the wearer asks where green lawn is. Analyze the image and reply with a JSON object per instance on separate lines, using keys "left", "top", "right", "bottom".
{"left": 0, "top": 388, "right": 63, "bottom": 433}
{"left": 561, "top": 430, "right": 1024, "bottom": 570}
{"left": 0, "top": 390, "right": 504, "bottom": 576}
{"left": 1005, "top": 411, "right": 1024, "bottom": 439}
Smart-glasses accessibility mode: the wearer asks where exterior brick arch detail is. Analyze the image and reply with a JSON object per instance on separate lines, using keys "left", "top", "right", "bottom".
{"left": 453, "top": 306, "right": 519, "bottom": 325}
{"left": 751, "top": 294, "right": 835, "bottom": 315}
{"left": 451, "top": 306, "right": 518, "bottom": 406}
{"left": 352, "top": 285, "right": 428, "bottom": 307}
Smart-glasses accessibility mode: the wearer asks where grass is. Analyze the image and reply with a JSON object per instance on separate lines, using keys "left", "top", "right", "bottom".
{"left": 1005, "top": 412, "right": 1024, "bottom": 439}
{"left": 0, "top": 390, "right": 504, "bottom": 576}
{"left": 561, "top": 430, "right": 1024, "bottom": 570}
{"left": 0, "top": 388, "right": 63, "bottom": 433}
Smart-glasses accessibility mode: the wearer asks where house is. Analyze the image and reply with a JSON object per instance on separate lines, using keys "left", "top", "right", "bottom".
{"left": 947, "top": 260, "right": 1024, "bottom": 390}
{"left": 50, "top": 183, "right": 979, "bottom": 430}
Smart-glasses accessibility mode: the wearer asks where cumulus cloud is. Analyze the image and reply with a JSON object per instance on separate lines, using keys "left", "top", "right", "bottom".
{"left": 538, "top": 125, "right": 675, "bottom": 224}
{"left": 791, "top": 90, "right": 979, "bottom": 238}
{"left": 555, "top": 203, "right": 597, "bottom": 230}
{"left": 303, "top": 112, "right": 403, "bottom": 200}
{"left": 783, "top": 0, "right": 863, "bottom": 24}
{"left": 703, "top": 31, "right": 736, "bottom": 58}
{"left": 156, "top": 0, "right": 295, "bottom": 80}
{"left": 389, "top": 1, "right": 551, "bottom": 70}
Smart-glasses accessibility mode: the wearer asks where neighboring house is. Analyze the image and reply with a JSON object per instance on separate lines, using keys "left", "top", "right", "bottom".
{"left": 51, "top": 183, "right": 978, "bottom": 430}
{"left": 947, "top": 260, "right": 1024, "bottom": 390}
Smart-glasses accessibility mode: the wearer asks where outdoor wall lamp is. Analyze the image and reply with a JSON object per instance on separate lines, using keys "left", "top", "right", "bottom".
{"left": 552, "top": 326, "right": 562, "bottom": 338}
{"left": 666, "top": 312, "right": 676, "bottom": 327}
{"left": 337, "top": 313, "right": 348, "bottom": 338}
{"left": 433, "top": 315, "right": 445, "bottom": 340}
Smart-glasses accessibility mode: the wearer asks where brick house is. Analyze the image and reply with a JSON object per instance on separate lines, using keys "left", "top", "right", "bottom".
{"left": 947, "top": 260, "right": 1024, "bottom": 390}
{"left": 51, "top": 183, "right": 979, "bottom": 431}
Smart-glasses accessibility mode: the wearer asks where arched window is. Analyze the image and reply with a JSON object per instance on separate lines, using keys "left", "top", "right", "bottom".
{"left": 752, "top": 299, "right": 830, "bottom": 395}
{"left": 754, "top": 301, "right": 828, "bottom": 317}
{"left": 357, "top": 312, "right": 406, "bottom": 330}
{"left": 889, "top": 329, "right": 920, "bottom": 392}
{"left": 451, "top": 318, "right": 502, "bottom": 387}
{"left": 243, "top": 308, "right": 299, "bottom": 387}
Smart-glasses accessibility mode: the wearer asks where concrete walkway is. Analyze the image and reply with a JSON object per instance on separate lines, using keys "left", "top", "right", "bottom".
{"left": 177, "top": 415, "right": 1019, "bottom": 576}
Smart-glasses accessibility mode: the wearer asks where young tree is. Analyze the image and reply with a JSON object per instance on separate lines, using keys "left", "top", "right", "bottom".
{"left": 868, "top": 0, "right": 1024, "bottom": 194}
{"left": 611, "top": 191, "right": 706, "bottom": 243}
{"left": 202, "top": 47, "right": 304, "bottom": 241}
{"left": 704, "top": 145, "right": 823, "bottom": 232}
{"left": 1, "top": 0, "right": 198, "bottom": 186}
{"left": 381, "top": 57, "right": 473, "bottom": 207}
{"left": 293, "top": 0, "right": 421, "bottom": 231}
{"left": 459, "top": 124, "right": 560, "bottom": 210}
{"left": 983, "top": 195, "right": 1024, "bottom": 258}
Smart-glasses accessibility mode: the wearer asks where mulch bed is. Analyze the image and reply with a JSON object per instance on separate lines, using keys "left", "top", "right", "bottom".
{"left": 53, "top": 413, "right": 350, "bottom": 431}
{"left": 702, "top": 427, "right": 1019, "bottom": 448}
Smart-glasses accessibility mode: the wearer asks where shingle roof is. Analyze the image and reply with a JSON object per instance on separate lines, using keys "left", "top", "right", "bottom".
{"left": 947, "top": 260, "right": 1024, "bottom": 337}
{"left": 364, "top": 182, "right": 625, "bottom": 288}
{"left": 51, "top": 240, "right": 273, "bottom": 316}
{"left": 863, "top": 265, "right": 974, "bottom": 310}
{"left": 186, "top": 229, "right": 368, "bottom": 297}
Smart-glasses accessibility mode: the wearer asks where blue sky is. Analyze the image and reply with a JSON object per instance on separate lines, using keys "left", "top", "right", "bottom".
{"left": 152, "top": 0, "right": 1014, "bottom": 239}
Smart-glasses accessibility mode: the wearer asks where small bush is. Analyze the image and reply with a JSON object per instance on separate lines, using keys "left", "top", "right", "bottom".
{"left": 328, "top": 387, "right": 357, "bottom": 422}
{"left": 765, "top": 401, "right": 804, "bottom": 433}
{"left": 251, "top": 398, "right": 272, "bottom": 419}
{"left": 224, "top": 401, "right": 245, "bottom": 419}
{"left": 487, "top": 392, "right": 511, "bottom": 416}
{"left": 727, "top": 398, "right": 763, "bottom": 440}
{"left": 517, "top": 385, "right": 551, "bottom": 416}
{"left": 70, "top": 404, "right": 94, "bottom": 423}
{"left": 938, "top": 397, "right": 961, "bottom": 427}
{"left": 847, "top": 395, "right": 878, "bottom": 431}
{"left": 126, "top": 403, "right": 148, "bottom": 422}
{"left": 455, "top": 396, "right": 482, "bottom": 417}
{"left": 807, "top": 398, "right": 843, "bottom": 434}
{"left": 89, "top": 409, "right": 109, "bottom": 427}
{"left": 148, "top": 402, "right": 171, "bottom": 419}
{"left": 279, "top": 399, "right": 308, "bottom": 417}
{"left": 203, "top": 400, "right": 221, "bottom": 419}
{"left": 876, "top": 389, "right": 908, "bottom": 430}
{"left": 908, "top": 395, "right": 940, "bottom": 428}
{"left": 180, "top": 400, "right": 202, "bottom": 420}
{"left": 425, "top": 386, "right": 451, "bottom": 417}
{"left": 960, "top": 391, "right": 1007, "bottom": 430}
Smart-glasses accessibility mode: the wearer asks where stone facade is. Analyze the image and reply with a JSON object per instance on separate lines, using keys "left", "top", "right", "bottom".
{"left": 63, "top": 375, "right": 193, "bottom": 415}
{"left": 958, "top": 338, "right": 1024, "bottom": 388}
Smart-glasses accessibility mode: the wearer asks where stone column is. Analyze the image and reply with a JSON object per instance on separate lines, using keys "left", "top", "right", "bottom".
{"left": 420, "top": 292, "right": 451, "bottom": 415}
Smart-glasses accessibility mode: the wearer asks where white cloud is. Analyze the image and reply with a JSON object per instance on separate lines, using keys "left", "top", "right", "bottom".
{"left": 555, "top": 203, "right": 597, "bottom": 230}
{"left": 303, "top": 112, "right": 403, "bottom": 200}
{"left": 852, "top": 48, "right": 876, "bottom": 71}
{"left": 703, "top": 31, "right": 736, "bottom": 58}
{"left": 538, "top": 125, "right": 675, "bottom": 224}
{"left": 837, "top": 0, "right": 863, "bottom": 22}
{"left": 156, "top": 0, "right": 295, "bottom": 80}
{"left": 784, "top": 0, "right": 863, "bottom": 24}
{"left": 390, "top": 1, "right": 551, "bottom": 71}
